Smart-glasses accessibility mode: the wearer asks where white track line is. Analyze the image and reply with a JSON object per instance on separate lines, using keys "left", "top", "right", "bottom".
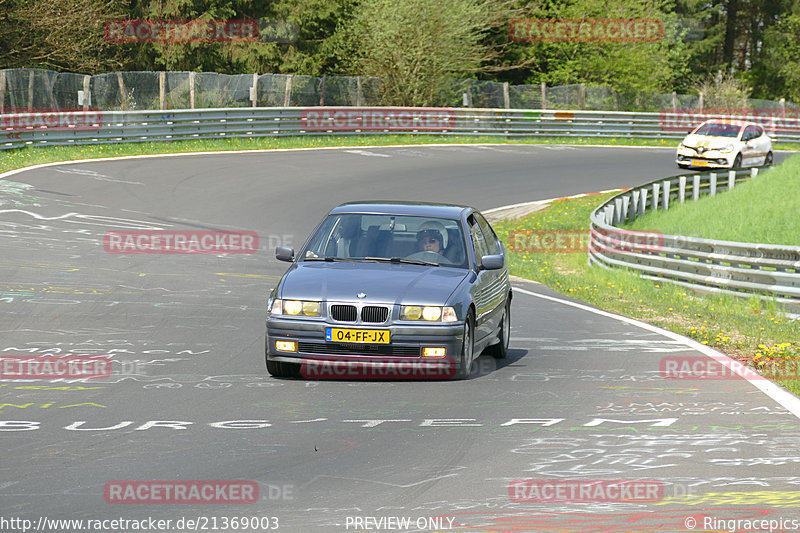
{"left": 513, "top": 285, "right": 800, "bottom": 420}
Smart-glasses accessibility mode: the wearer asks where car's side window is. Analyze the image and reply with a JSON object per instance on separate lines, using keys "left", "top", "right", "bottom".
{"left": 468, "top": 215, "right": 489, "bottom": 266}
{"left": 755, "top": 126, "right": 764, "bottom": 138}
{"left": 743, "top": 126, "right": 758, "bottom": 141}
{"left": 474, "top": 213, "right": 499, "bottom": 255}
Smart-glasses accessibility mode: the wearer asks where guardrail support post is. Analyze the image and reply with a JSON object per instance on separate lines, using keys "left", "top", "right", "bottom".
{"left": 651, "top": 183, "right": 660, "bottom": 210}
{"left": 159, "top": 72, "right": 166, "bottom": 110}
{"left": 0, "top": 70, "right": 4, "bottom": 113}
{"left": 117, "top": 72, "right": 127, "bottom": 111}
{"left": 728, "top": 170, "right": 736, "bottom": 191}
{"left": 614, "top": 198, "right": 623, "bottom": 224}
{"left": 28, "top": 70, "right": 35, "bottom": 111}
{"left": 662, "top": 180, "right": 671, "bottom": 210}
{"left": 82, "top": 75, "right": 90, "bottom": 111}
{"left": 605, "top": 205, "right": 614, "bottom": 225}
{"left": 693, "top": 175, "right": 700, "bottom": 201}
{"left": 639, "top": 189, "right": 648, "bottom": 216}
{"left": 631, "top": 189, "right": 640, "bottom": 217}
{"left": 751, "top": 167, "right": 758, "bottom": 179}
{"left": 621, "top": 196, "right": 630, "bottom": 223}
{"left": 678, "top": 176, "right": 686, "bottom": 203}
{"left": 709, "top": 172, "right": 717, "bottom": 196}
{"left": 284, "top": 75, "right": 293, "bottom": 107}
{"left": 541, "top": 82, "right": 546, "bottom": 109}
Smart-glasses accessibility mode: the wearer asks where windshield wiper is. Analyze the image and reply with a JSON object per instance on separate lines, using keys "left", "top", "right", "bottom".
{"left": 364, "top": 256, "right": 439, "bottom": 266}
{"left": 303, "top": 256, "right": 358, "bottom": 262}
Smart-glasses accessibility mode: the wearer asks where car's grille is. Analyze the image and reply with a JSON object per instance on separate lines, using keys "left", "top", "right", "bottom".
{"left": 298, "top": 342, "right": 420, "bottom": 357}
{"left": 361, "top": 305, "right": 389, "bottom": 323}
{"left": 330, "top": 304, "right": 357, "bottom": 322}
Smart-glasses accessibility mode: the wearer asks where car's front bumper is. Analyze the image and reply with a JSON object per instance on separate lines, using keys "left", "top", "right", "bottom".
{"left": 676, "top": 148, "right": 734, "bottom": 168}
{"left": 266, "top": 316, "right": 465, "bottom": 377}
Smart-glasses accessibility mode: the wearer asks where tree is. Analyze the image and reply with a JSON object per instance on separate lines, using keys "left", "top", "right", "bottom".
{"left": 332, "top": 0, "right": 516, "bottom": 106}
{"left": 0, "top": 0, "right": 124, "bottom": 72}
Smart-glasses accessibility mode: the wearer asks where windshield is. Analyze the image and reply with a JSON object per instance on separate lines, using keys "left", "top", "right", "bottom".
{"left": 693, "top": 122, "right": 742, "bottom": 138}
{"left": 301, "top": 213, "right": 468, "bottom": 268}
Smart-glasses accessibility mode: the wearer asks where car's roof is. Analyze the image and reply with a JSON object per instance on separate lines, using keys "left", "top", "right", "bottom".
{"left": 329, "top": 201, "right": 473, "bottom": 218}
{"left": 697, "top": 119, "right": 760, "bottom": 128}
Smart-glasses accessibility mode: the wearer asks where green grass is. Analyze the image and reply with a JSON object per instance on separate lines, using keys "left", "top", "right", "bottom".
{"left": 493, "top": 194, "right": 800, "bottom": 396}
{"left": 4, "top": 133, "right": 799, "bottom": 176}
{"left": 624, "top": 155, "right": 800, "bottom": 245}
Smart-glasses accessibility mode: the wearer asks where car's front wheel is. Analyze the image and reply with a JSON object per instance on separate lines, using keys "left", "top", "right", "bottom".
{"left": 765, "top": 151, "right": 774, "bottom": 166}
{"left": 453, "top": 310, "right": 475, "bottom": 380}
{"left": 486, "top": 299, "right": 510, "bottom": 359}
{"left": 265, "top": 336, "right": 299, "bottom": 378}
{"left": 733, "top": 153, "right": 742, "bottom": 168}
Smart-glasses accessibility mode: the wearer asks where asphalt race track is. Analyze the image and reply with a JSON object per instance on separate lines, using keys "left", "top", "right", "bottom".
{"left": 1, "top": 145, "right": 798, "bottom": 532}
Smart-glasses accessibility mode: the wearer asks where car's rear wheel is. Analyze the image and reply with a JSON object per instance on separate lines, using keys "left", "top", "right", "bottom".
{"left": 453, "top": 310, "right": 475, "bottom": 380}
{"left": 486, "top": 299, "right": 510, "bottom": 359}
{"left": 733, "top": 153, "right": 742, "bottom": 168}
{"left": 265, "top": 336, "right": 299, "bottom": 378}
{"left": 765, "top": 151, "right": 773, "bottom": 166}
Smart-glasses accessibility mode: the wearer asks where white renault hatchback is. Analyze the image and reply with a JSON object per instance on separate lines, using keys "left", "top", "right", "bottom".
{"left": 676, "top": 119, "right": 773, "bottom": 169}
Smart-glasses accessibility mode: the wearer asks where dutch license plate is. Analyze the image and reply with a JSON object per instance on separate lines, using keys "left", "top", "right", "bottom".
{"left": 326, "top": 328, "right": 390, "bottom": 343}
{"left": 693, "top": 160, "right": 708, "bottom": 167}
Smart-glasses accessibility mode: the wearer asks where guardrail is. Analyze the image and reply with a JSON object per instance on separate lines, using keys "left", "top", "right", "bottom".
{"left": 3, "top": 107, "right": 800, "bottom": 151}
{"left": 588, "top": 167, "right": 800, "bottom": 303}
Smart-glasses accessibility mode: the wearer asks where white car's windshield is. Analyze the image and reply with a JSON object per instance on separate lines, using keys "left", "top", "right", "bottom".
{"left": 694, "top": 122, "right": 741, "bottom": 138}
{"left": 302, "top": 214, "right": 468, "bottom": 268}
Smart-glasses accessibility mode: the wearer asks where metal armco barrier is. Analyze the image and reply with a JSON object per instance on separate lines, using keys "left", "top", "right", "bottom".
{"left": 588, "top": 167, "right": 800, "bottom": 303}
{"left": 4, "top": 107, "right": 800, "bottom": 150}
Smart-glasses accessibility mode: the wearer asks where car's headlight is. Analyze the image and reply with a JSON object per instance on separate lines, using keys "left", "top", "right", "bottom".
{"left": 271, "top": 299, "right": 321, "bottom": 317}
{"left": 716, "top": 144, "right": 734, "bottom": 153}
{"left": 401, "top": 305, "right": 457, "bottom": 322}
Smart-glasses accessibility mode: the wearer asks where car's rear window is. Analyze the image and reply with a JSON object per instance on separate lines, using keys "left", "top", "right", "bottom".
{"left": 301, "top": 214, "right": 468, "bottom": 268}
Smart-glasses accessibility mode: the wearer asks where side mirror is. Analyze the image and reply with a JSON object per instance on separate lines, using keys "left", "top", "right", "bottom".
{"left": 276, "top": 246, "right": 295, "bottom": 262}
{"left": 480, "top": 254, "right": 504, "bottom": 271}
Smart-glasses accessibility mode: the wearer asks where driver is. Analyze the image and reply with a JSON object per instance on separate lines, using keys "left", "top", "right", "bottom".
{"left": 416, "top": 221, "right": 446, "bottom": 255}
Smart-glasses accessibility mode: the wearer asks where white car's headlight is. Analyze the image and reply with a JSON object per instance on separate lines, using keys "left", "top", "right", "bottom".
{"left": 717, "top": 144, "right": 734, "bottom": 153}
{"left": 271, "top": 299, "right": 321, "bottom": 317}
{"left": 401, "top": 305, "right": 457, "bottom": 322}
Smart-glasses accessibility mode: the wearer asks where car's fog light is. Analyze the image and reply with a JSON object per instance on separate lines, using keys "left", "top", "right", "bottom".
{"left": 422, "top": 347, "right": 446, "bottom": 357}
{"left": 275, "top": 340, "right": 298, "bottom": 352}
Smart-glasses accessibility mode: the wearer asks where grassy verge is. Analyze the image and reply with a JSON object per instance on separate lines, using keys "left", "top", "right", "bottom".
{"left": 492, "top": 194, "right": 800, "bottom": 396}
{"left": 625, "top": 155, "right": 800, "bottom": 245}
{"left": 3, "top": 133, "right": 799, "bottom": 176}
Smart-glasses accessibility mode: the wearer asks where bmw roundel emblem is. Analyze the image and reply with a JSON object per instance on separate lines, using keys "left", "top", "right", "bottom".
{"left": 357, "top": 292, "right": 366, "bottom": 299}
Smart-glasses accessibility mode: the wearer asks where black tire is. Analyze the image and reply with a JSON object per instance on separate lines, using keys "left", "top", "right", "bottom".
{"left": 677, "top": 164, "right": 689, "bottom": 169}
{"left": 265, "top": 336, "right": 299, "bottom": 378}
{"left": 485, "top": 299, "right": 510, "bottom": 359}
{"left": 765, "top": 151, "right": 773, "bottom": 166}
{"left": 733, "top": 153, "right": 742, "bottom": 168}
{"left": 453, "top": 310, "right": 475, "bottom": 380}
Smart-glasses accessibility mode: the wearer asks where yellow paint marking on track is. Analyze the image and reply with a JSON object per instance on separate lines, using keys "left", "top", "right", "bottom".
{"left": 655, "top": 491, "right": 800, "bottom": 508}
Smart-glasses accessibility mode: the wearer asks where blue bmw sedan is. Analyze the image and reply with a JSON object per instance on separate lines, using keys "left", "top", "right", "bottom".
{"left": 265, "top": 201, "right": 511, "bottom": 380}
